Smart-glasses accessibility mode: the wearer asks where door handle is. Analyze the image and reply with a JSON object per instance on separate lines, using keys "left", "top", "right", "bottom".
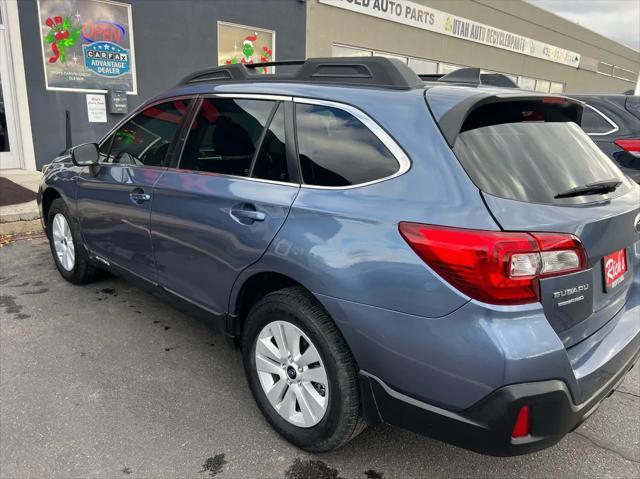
{"left": 130, "top": 190, "right": 151, "bottom": 204}
{"left": 230, "top": 208, "right": 266, "bottom": 223}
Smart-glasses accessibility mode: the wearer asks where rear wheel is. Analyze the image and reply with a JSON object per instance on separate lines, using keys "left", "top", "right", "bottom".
{"left": 242, "top": 286, "right": 365, "bottom": 452}
{"left": 47, "top": 198, "right": 98, "bottom": 284}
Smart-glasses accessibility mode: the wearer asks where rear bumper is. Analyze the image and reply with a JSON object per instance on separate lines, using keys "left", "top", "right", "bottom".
{"left": 360, "top": 339, "right": 639, "bottom": 456}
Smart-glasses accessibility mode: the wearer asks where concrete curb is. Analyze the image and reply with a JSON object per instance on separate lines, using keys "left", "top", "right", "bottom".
{"left": 0, "top": 218, "right": 42, "bottom": 236}
{"left": 0, "top": 209, "right": 40, "bottom": 222}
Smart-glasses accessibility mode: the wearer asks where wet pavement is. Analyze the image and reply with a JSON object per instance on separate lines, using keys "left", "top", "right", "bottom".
{"left": 1, "top": 236, "right": 639, "bottom": 478}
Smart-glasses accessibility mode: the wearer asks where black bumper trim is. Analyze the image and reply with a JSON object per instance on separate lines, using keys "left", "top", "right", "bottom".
{"left": 359, "top": 347, "right": 639, "bottom": 456}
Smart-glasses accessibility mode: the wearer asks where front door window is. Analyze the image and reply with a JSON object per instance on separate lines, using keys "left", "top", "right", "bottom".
{"left": 99, "top": 99, "right": 191, "bottom": 167}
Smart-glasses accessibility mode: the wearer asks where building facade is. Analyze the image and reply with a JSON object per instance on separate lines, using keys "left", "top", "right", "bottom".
{"left": 0, "top": 0, "right": 307, "bottom": 171}
{"left": 0, "top": 0, "right": 638, "bottom": 171}
{"left": 306, "top": 0, "right": 639, "bottom": 94}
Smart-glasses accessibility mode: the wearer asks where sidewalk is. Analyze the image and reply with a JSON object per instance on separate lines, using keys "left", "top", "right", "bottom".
{"left": 0, "top": 170, "right": 42, "bottom": 236}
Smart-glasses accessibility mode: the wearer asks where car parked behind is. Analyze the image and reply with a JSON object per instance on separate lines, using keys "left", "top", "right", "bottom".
{"left": 569, "top": 95, "right": 640, "bottom": 183}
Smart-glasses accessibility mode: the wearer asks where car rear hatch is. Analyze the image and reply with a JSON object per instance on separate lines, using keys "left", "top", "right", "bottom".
{"left": 426, "top": 86, "right": 640, "bottom": 347}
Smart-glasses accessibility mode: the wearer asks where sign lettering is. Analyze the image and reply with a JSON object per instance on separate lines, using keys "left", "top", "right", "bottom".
{"left": 319, "top": 0, "right": 581, "bottom": 68}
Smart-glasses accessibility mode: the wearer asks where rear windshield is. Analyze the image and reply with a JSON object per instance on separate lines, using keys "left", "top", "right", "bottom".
{"left": 453, "top": 104, "right": 630, "bottom": 205}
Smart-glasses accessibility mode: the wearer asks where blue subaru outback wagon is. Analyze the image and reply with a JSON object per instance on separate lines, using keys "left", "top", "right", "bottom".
{"left": 38, "top": 58, "right": 640, "bottom": 456}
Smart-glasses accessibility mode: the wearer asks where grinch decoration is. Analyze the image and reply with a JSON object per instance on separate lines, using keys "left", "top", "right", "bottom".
{"left": 44, "top": 15, "right": 81, "bottom": 64}
{"left": 225, "top": 32, "right": 273, "bottom": 74}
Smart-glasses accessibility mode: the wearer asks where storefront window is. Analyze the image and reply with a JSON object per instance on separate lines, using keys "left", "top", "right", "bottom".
{"left": 374, "top": 51, "right": 408, "bottom": 63}
{"left": 494, "top": 72, "right": 518, "bottom": 84}
{"left": 549, "top": 82, "right": 564, "bottom": 93}
{"left": 1, "top": 26, "right": 10, "bottom": 154}
{"left": 218, "top": 22, "right": 274, "bottom": 74}
{"left": 517, "top": 76, "right": 536, "bottom": 91}
{"left": 535, "top": 79, "right": 551, "bottom": 93}
{"left": 0, "top": 71, "right": 8, "bottom": 152}
{"left": 332, "top": 44, "right": 372, "bottom": 57}
{"left": 408, "top": 58, "right": 438, "bottom": 74}
{"left": 438, "top": 63, "right": 462, "bottom": 74}
{"left": 37, "top": 0, "right": 137, "bottom": 93}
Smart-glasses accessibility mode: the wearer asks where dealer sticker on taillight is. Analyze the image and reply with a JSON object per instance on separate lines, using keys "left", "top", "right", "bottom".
{"left": 603, "top": 248, "right": 627, "bottom": 292}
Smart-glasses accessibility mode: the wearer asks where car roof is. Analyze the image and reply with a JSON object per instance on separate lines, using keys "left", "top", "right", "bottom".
{"left": 153, "top": 58, "right": 558, "bottom": 104}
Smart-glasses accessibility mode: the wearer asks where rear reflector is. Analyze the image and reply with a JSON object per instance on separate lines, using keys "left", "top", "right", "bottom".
{"left": 512, "top": 405, "right": 531, "bottom": 438}
{"left": 398, "top": 224, "right": 587, "bottom": 305}
{"left": 615, "top": 139, "right": 640, "bottom": 157}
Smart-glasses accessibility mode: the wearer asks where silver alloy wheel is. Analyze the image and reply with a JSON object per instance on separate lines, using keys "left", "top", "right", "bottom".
{"left": 255, "top": 320, "right": 329, "bottom": 428}
{"left": 52, "top": 213, "right": 75, "bottom": 272}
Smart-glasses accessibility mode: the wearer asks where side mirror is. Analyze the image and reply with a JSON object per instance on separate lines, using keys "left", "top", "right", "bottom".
{"left": 71, "top": 142, "right": 99, "bottom": 167}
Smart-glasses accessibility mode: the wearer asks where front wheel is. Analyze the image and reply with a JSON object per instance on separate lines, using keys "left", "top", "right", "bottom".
{"left": 47, "top": 198, "right": 98, "bottom": 284}
{"left": 242, "top": 287, "right": 365, "bottom": 452}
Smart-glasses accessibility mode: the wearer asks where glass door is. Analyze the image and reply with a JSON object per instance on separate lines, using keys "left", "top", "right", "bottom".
{"left": 0, "top": 19, "right": 21, "bottom": 169}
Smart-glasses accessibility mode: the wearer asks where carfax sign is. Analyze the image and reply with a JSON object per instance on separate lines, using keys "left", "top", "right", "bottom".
{"left": 37, "top": 0, "right": 137, "bottom": 93}
{"left": 83, "top": 41, "right": 130, "bottom": 77}
{"left": 319, "top": 0, "right": 581, "bottom": 68}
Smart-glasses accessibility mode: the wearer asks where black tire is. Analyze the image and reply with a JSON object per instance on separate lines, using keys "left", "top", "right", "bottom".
{"left": 241, "top": 286, "right": 365, "bottom": 452}
{"left": 47, "top": 198, "right": 99, "bottom": 284}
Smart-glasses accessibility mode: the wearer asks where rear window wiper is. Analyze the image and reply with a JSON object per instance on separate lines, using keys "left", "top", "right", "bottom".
{"left": 554, "top": 179, "right": 622, "bottom": 199}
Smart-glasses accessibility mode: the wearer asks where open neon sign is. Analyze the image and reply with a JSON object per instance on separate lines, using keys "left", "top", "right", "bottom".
{"left": 82, "top": 20, "right": 126, "bottom": 44}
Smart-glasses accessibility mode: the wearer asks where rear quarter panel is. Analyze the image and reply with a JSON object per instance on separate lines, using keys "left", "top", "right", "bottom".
{"left": 231, "top": 87, "right": 498, "bottom": 317}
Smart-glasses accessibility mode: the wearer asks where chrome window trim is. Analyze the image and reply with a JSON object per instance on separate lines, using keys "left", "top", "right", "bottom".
{"left": 583, "top": 103, "right": 619, "bottom": 137}
{"left": 210, "top": 93, "right": 292, "bottom": 102}
{"left": 168, "top": 168, "right": 299, "bottom": 188}
{"left": 292, "top": 97, "right": 412, "bottom": 190}
{"left": 113, "top": 94, "right": 411, "bottom": 190}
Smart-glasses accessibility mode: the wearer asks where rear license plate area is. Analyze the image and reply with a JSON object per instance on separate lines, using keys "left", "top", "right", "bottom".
{"left": 603, "top": 248, "right": 627, "bottom": 292}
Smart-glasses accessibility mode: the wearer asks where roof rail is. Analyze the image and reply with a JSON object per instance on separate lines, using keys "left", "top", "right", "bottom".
{"left": 427, "top": 68, "right": 519, "bottom": 88}
{"left": 178, "top": 57, "right": 424, "bottom": 90}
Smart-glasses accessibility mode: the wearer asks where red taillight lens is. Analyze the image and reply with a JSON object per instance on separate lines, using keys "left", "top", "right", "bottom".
{"left": 614, "top": 139, "right": 640, "bottom": 152}
{"left": 398, "top": 224, "right": 587, "bottom": 305}
{"left": 615, "top": 139, "right": 640, "bottom": 158}
{"left": 542, "top": 97, "right": 565, "bottom": 104}
{"left": 512, "top": 405, "right": 531, "bottom": 438}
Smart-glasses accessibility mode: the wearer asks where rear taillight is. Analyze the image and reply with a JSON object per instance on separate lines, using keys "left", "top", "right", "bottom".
{"left": 614, "top": 139, "right": 640, "bottom": 158}
{"left": 398, "top": 223, "right": 587, "bottom": 305}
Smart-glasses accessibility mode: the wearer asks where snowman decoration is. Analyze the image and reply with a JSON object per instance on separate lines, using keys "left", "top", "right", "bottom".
{"left": 226, "top": 32, "right": 272, "bottom": 74}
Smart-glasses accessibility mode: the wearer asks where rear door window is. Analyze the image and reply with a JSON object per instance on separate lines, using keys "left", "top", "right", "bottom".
{"left": 251, "top": 103, "right": 288, "bottom": 182}
{"left": 453, "top": 102, "right": 630, "bottom": 205}
{"left": 180, "top": 98, "right": 275, "bottom": 177}
{"left": 295, "top": 103, "right": 399, "bottom": 187}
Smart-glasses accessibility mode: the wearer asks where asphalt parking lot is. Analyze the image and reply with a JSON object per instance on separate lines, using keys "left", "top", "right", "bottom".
{"left": 1, "top": 236, "right": 639, "bottom": 479}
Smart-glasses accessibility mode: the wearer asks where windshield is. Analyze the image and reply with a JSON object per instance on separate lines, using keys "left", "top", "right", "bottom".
{"left": 453, "top": 121, "right": 630, "bottom": 205}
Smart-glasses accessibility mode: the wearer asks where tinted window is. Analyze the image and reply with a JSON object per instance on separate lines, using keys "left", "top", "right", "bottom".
{"left": 581, "top": 106, "right": 614, "bottom": 134}
{"left": 251, "top": 104, "right": 288, "bottom": 182}
{"left": 454, "top": 121, "right": 629, "bottom": 205}
{"left": 100, "top": 99, "right": 190, "bottom": 166}
{"left": 296, "top": 104, "right": 399, "bottom": 187}
{"left": 180, "top": 98, "right": 275, "bottom": 176}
